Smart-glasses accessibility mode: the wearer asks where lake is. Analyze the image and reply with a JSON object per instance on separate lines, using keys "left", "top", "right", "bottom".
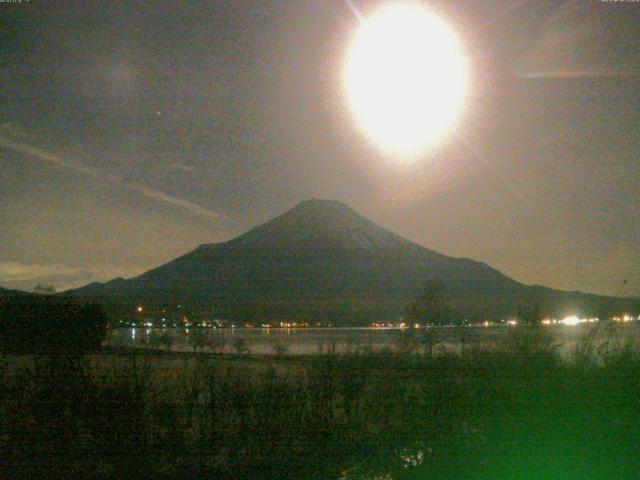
{"left": 107, "top": 322, "right": 640, "bottom": 359}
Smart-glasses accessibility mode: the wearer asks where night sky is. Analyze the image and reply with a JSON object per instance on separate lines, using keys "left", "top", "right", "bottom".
{"left": 1, "top": 0, "right": 638, "bottom": 296}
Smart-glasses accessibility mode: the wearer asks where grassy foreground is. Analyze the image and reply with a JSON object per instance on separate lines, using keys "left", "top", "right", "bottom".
{"left": 1, "top": 324, "right": 640, "bottom": 479}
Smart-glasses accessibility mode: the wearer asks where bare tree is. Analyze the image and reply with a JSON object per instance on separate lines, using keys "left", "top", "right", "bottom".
{"left": 406, "top": 280, "right": 452, "bottom": 326}
{"left": 395, "top": 328, "right": 419, "bottom": 355}
{"left": 233, "top": 337, "right": 250, "bottom": 356}
{"left": 206, "top": 331, "right": 227, "bottom": 355}
{"left": 147, "top": 332, "right": 162, "bottom": 351}
{"left": 419, "top": 326, "right": 442, "bottom": 357}
{"left": 271, "top": 341, "right": 289, "bottom": 357}
{"left": 160, "top": 331, "right": 174, "bottom": 352}
{"left": 516, "top": 302, "right": 543, "bottom": 325}
{"left": 33, "top": 284, "right": 56, "bottom": 294}
{"left": 189, "top": 328, "right": 207, "bottom": 353}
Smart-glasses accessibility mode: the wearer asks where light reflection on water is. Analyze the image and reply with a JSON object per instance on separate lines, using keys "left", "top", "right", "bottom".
{"left": 113, "top": 326, "right": 403, "bottom": 355}
{"left": 107, "top": 323, "right": 640, "bottom": 358}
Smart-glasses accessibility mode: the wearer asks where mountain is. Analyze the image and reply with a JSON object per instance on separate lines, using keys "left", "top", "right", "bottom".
{"left": 0, "top": 286, "right": 29, "bottom": 297}
{"left": 66, "top": 199, "right": 637, "bottom": 323}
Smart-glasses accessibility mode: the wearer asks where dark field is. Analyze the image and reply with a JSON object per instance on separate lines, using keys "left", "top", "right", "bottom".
{"left": 2, "top": 324, "right": 640, "bottom": 479}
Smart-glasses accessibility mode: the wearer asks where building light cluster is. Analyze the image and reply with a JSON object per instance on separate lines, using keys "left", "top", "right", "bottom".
{"left": 372, "top": 322, "right": 397, "bottom": 328}
{"left": 278, "top": 321, "right": 311, "bottom": 328}
{"left": 115, "top": 304, "right": 638, "bottom": 330}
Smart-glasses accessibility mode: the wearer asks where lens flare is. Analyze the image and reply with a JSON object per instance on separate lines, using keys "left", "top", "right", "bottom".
{"left": 344, "top": 3, "right": 468, "bottom": 158}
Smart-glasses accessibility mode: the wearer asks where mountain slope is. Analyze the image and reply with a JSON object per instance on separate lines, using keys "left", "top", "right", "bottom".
{"left": 0, "top": 286, "right": 29, "bottom": 297}
{"left": 67, "top": 199, "right": 637, "bottom": 323}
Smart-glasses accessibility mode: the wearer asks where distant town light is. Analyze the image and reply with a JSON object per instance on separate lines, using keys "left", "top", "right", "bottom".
{"left": 560, "top": 315, "right": 581, "bottom": 326}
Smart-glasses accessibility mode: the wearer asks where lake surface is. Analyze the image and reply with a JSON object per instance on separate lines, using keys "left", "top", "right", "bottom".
{"left": 107, "top": 323, "right": 640, "bottom": 359}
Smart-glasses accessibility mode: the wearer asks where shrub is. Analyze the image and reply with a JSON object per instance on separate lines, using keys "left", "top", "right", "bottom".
{"left": 0, "top": 295, "right": 107, "bottom": 354}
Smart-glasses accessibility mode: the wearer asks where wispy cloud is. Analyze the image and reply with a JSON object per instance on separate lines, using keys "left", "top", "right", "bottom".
{"left": 514, "top": 2, "right": 640, "bottom": 79}
{"left": 0, "top": 124, "right": 226, "bottom": 222}
{"left": 165, "top": 162, "right": 196, "bottom": 173}
{"left": 0, "top": 261, "right": 143, "bottom": 292}
{"left": 0, "top": 262, "right": 81, "bottom": 282}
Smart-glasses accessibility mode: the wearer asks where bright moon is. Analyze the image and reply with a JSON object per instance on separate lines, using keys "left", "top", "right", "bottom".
{"left": 344, "top": 3, "right": 468, "bottom": 157}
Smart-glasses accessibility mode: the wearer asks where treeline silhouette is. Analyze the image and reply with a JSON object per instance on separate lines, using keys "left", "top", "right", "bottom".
{"left": 0, "top": 295, "right": 107, "bottom": 354}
